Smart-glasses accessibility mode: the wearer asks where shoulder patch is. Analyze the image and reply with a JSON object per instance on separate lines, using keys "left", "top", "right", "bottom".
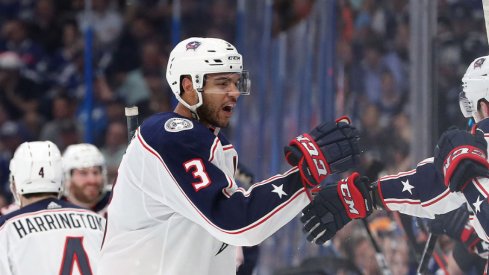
{"left": 164, "top": 118, "right": 194, "bottom": 132}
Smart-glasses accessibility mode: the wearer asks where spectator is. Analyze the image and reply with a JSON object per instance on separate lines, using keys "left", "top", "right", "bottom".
{"left": 76, "top": 0, "right": 123, "bottom": 51}
{"left": 116, "top": 39, "right": 166, "bottom": 107}
{"left": 344, "top": 233, "right": 380, "bottom": 275}
{"left": 40, "top": 93, "right": 80, "bottom": 148}
{"left": 0, "top": 52, "right": 43, "bottom": 120}
{"left": 28, "top": 0, "right": 62, "bottom": 54}
{"left": 100, "top": 121, "right": 127, "bottom": 184}
{"left": 58, "top": 119, "right": 81, "bottom": 151}
{"left": 47, "top": 19, "right": 83, "bottom": 85}
{"left": 377, "top": 69, "right": 402, "bottom": 119}
{"left": 360, "top": 35, "right": 386, "bottom": 105}
{"left": 0, "top": 19, "right": 47, "bottom": 82}
{"left": 107, "top": 14, "right": 157, "bottom": 76}
{"left": 0, "top": 121, "right": 29, "bottom": 157}
{"left": 105, "top": 98, "right": 126, "bottom": 123}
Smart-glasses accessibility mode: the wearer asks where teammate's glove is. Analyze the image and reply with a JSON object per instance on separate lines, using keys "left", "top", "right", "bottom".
{"left": 433, "top": 126, "right": 489, "bottom": 192}
{"left": 284, "top": 117, "right": 360, "bottom": 187}
{"left": 300, "top": 172, "right": 374, "bottom": 244}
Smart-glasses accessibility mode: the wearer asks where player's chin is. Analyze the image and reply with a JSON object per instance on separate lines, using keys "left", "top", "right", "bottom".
{"left": 84, "top": 188, "right": 102, "bottom": 198}
{"left": 214, "top": 121, "right": 230, "bottom": 128}
{"left": 216, "top": 114, "right": 232, "bottom": 128}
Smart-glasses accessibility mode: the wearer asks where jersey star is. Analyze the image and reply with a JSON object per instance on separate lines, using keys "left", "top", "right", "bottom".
{"left": 401, "top": 179, "right": 414, "bottom": 195}
{"left": 482, "top": 241, "right": 489, "bottom": 251}
{"left": 271, "top": 184, "right": 287, "bottom": 199}
{"left": 473, "top": 196, "right": 483, "bottom": 214}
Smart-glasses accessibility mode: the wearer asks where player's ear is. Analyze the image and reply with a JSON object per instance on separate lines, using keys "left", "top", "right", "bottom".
{"left": 478, "top": 99, "right": 489, "bottom": 118}
{"left": 181, "top": 76, "right": 194, "bottom": 94}
{"left": 180, "top": 76, "right": 199, "bottom": 104}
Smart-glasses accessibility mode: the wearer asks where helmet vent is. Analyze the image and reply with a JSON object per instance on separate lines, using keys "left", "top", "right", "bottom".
{"left": 208, "top": 50, "right": 216, "bottom": 52}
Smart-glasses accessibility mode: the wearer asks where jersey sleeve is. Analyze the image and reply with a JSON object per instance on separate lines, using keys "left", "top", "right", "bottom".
{"left": 377, "top": 158, "right": 465, "bottom": 218}
{"left": 135, "top": 118, "right": 310, "bottom": 246}
{"left": 462, "top": 177, "right": 489, "bottom": 242}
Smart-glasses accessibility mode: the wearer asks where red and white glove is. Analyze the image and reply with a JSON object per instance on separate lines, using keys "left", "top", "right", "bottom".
{"left": 301, "top": 172, "right": 374, "bottom": 244}
{"left": 284, "top": 117, "right": 360, "bottom": 188}
{"left": 434, "top": 126, "right": 489, "bottom": 192}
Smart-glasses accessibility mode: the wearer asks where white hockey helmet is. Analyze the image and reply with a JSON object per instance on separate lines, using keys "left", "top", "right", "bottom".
{"left": 9, "top": 141, "right": 63, "bottom": 197}
{"left": 62, "top": 143, "right": 107, "bottom": 191}
{"left": 166, "top": 37, "right": 250, "bottom": 114}
{"left": 460, "top": 55, "right": 489, "bottom": 118}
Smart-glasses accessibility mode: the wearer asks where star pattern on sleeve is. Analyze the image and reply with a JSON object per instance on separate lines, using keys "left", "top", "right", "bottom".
{"left": 271, "top": 184, "right": 287, "bottom": 199}
{"left": 473, "top": 195, "right": 483, "bottom": 214}
{"left": 401, "top": 179, "right": 414, "bottom": 195}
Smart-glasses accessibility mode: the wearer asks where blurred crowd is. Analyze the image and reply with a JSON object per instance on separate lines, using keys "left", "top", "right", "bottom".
{"left": 0, "top": 0, "right": 239, "bottom": 205}
{"left": 0, "top": 0, "right": 487, "bottom": 274}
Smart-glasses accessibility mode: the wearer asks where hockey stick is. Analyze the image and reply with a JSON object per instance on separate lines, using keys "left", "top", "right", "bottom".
{"left": 416, "top": 232, "right": 437, "bottom": 275}
{"left": 415, "top": 217, "right": 449, "bottom": 275}
{"left": 125, "top": 106, "right": 139, "bottom": 142}
{"left": 483, "top": 0, "right": 489, "bottom": 43}
{"left": 361, "top": 161, "right": 392, "bottom": 275}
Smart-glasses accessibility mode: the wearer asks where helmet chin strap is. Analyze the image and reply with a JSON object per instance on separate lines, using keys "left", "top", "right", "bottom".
{"left": 177, "top": 89, "right": 203, "bottom": 120}
{"left": 177, "top": 90, "right": 222, "bottom": 135}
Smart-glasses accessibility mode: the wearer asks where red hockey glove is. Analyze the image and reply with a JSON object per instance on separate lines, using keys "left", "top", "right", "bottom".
{"left": 300, "top": 172, "right": 374, "bottom": 244}
{"left": 284, "top": 117, "right": 360, "bottom": 187}
{"left": 434, "top": 126, "right": 489, "bottom": 192}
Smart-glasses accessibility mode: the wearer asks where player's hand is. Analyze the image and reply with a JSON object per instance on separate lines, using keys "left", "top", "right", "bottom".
{"left": 300, "top": 172, "right": 373, "bottom": 244}
{"left": 433, "top": 126, "right": 489, "bottom": 192}
{"left": 284, "top": 117, "right": 360, "bottom": 187}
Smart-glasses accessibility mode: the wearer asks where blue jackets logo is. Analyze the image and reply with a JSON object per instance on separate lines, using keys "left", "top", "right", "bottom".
{"left": 186, "top": 41, "right": 201, "bottom": 51}
{"left": 164, "top": 118, "right": 194, "bottom": 132}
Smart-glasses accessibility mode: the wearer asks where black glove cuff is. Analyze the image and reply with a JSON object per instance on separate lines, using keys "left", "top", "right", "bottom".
{"left": 368, "top": 180, "right": 383, "bottom": 210}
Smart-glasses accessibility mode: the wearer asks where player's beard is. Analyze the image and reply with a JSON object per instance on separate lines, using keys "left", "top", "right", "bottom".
{"left": 71, "top": 183, "right": 102, "bottom": 205}
{"left": 197, "top": 102, "right": 230, "bottom": 128}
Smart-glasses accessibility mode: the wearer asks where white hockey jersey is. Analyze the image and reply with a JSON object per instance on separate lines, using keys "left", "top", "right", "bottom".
{"left": 0, "top": 198, "right": 105, "bottom": 275}
{"left": 377, "top": 118, "right": 489, "bottom": 242}
{"left": 98, "top": 112, "right": 310, "bottom": 275}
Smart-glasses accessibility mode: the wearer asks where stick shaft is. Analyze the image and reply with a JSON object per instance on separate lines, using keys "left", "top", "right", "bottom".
{"left": 125, "top": 106, "right": 139, "bottom": 142}
{"left": 417, "top": 233, "right": 437, "bottom": 275}
{"left": 483, "top": 0, "right": 489, "bottom": 43}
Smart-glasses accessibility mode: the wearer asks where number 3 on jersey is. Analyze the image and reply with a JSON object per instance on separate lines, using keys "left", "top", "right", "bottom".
{"left": 184, "top": 159, "right": 211, "bottom": 191}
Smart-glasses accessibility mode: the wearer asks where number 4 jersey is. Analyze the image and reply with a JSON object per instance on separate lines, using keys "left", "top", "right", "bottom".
{"left": 98, "top": 112, "right": 310, "bottom": 275}
{"left": 0, "top": 198, "right": 105, "bottom": 275}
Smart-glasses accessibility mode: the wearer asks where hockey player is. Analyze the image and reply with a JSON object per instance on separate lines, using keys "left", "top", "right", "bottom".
{"left": 0, "top": 141, "right": 105, "bottom": 274}
{"left": 98, "top": 37, "right": 361, "bottom": 275}
{"left": 300, "top": 55, "right": 489, "bottom": 270}
{"left": 62, "top": 143, "right": 110, "bottom": 215}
